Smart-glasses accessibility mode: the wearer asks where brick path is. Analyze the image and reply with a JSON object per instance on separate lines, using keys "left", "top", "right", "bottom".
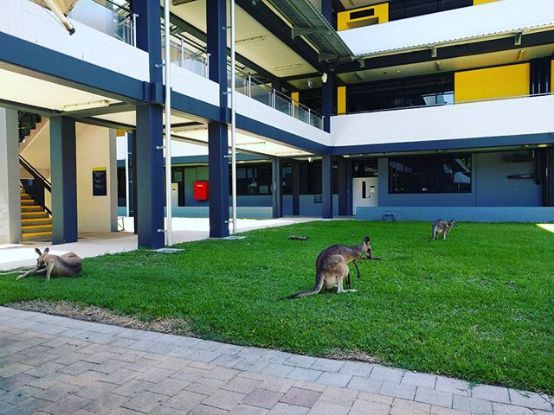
{"left": 0, "top": 307, "right": 551, "bottom": 415}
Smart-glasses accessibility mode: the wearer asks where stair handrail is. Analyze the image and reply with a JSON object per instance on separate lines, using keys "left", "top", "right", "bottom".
{"left": 19, "top": 155, "right": 52, "bottom": 193}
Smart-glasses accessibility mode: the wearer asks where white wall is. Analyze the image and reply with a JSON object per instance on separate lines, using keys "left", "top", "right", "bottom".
{"left": 76, "top": 123, "right": 117, "bottom": 233}
{"left": 1, "top": 0, "right": 149, "bottom": 81}
{"left": 339, "top": 0, "right": 554, "bottom": 56}
{"left": 331, "top": 94, "right": 554, "bottom": 147}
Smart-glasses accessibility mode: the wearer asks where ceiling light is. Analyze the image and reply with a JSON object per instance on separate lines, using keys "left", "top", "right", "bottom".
{"left": 62, "top": 99, "right": 111, "bottom": 112}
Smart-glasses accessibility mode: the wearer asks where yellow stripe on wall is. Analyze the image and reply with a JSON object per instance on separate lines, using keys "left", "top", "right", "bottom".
{"left": 291, "top": 91, "right": 300, "bottom": 107}
{"left": 337, "top": 86, "right": 346, "bottom": 114}
{"left": 473, "top": 0, "right": 497, "bottom": 5}
{"left": 337, "top": 3, "right": 389, "bottom": 31}
{"left": 454, "top": 63, "right": 530, "bottom": 103}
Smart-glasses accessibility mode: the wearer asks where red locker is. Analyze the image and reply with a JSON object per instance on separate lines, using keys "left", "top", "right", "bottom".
{"left": 193, "top": 180, "right": 209, "bottom": 201}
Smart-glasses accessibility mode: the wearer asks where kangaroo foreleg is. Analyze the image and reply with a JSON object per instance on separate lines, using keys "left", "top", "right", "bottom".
{"left": 45, "top": 262, "right": 55, "bottom": 282}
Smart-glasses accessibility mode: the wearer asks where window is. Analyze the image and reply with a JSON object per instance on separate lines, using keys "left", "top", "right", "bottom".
{"left": 388, "top": 154, "right": 472, "bottom": 193}
{"left": 234, "top": 164, "right": 272, "bottom": 195}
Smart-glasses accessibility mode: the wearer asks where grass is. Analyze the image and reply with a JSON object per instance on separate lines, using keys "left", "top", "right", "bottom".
{"left": 0, "top": 221, "right": 553, "bottom": 393}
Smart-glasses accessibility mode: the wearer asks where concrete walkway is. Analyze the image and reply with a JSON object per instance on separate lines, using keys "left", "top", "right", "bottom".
{"left": 0, "top": 217, "right": 318, "bottom": 271}
{"left": 0, "top": 307, "right": 551, "bottom": 415}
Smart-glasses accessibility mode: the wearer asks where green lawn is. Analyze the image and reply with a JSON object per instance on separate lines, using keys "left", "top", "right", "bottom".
{"left": 1, "top": 221, "right": 553, "bottom": 393}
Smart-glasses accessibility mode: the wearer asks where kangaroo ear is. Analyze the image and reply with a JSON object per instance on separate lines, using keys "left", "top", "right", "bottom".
{"left": 35, "top": 248, "right": 42, "bottom": 256}
{"left": 44, "top": 247, "right": 50, "bottom": 254}
{"left": 363, "top": 235, "right": 370, "bottom": 243}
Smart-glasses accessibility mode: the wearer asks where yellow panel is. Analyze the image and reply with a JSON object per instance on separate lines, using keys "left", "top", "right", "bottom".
{"left": 291, "top": 91, "right": 299, "bottom": 107}
{"left": 337, "top": 86, "right": 346, "bottom": 115}
{"left": 115, "top": 128, "right": 126, "bottom": 137}
{"left": 473, "top": 0, "right": 497, "bottom": 5}
{"left": 337, "top": 3, "right": 389, "bottom": 31}
{"left": 454, "top": 63, "right": 530, "bottom": 103}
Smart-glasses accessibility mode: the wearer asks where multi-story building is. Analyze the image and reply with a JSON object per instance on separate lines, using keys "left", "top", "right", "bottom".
{"left": 1, "top": 0, "right": 553, "bottom": 249}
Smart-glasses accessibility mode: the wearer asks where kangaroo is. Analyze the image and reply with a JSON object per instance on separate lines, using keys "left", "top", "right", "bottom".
{"left": 431, "top": 219, "right": 456, "bottom": 240}
{"left": 16, "top": 248, "right": 82, "bottom": 281}
{"left": 287, "top": 236, "right": 378, "bottom": 299}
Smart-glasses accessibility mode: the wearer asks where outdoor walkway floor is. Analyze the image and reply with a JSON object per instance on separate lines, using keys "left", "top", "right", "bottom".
{"left": 0, "top": 217, "right": 318, "bottom": 271}
{"left": 0, "top": 307, "right": 551, "bottom": 415}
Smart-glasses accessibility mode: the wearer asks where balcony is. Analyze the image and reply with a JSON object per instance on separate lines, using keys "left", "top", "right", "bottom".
{"left": 331, "top": 93, "right": 554, "bottom": 149}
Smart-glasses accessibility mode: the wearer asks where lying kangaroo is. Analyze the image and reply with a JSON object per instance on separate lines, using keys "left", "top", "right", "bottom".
{"left": 16, "top": 248, "right": 82, "bottom": 281}
{"left": 432, "top": 219, "right": 456, "bottom": 240}
{"left": 287, "top": 236, "right": 379, "bottom": 299}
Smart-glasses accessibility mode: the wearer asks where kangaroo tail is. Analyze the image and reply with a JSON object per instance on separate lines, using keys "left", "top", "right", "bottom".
{"left": 286, "top": 273, "right": 325, "bottom": 300}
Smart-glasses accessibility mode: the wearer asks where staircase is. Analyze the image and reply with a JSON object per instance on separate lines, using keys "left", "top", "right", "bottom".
{"left": 20, "top": 190, "right": 52, "bottom": 242}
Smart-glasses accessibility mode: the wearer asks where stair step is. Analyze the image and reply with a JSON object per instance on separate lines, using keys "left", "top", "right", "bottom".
{"left": 21, "top": 212, "right": 49, "bottom": 219}
{"left": 21, "top": 231, "right": 52, "bottom": 241}
{"left": 21, "top": 224, "right": 52, "bottom": 233}
{"left": 20, "top": 194, "right": 32, "bottom": 200}
{"left": 21, "top": 205, "right": 43, "bottom": 212}
{"left": 21, "top": 218, "right": 51, "bottom": 226}
{"left": 20, "top": 199, "right": 35, "bottom": 206}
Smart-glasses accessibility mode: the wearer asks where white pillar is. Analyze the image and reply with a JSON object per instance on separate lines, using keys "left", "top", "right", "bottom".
{"left": 0, "top": 108, "right": 21, "bottom": 243}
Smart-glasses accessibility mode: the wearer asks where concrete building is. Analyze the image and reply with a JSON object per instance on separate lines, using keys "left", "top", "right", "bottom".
{"left": 1, "top": 0, "right": 553, "bottom": 249}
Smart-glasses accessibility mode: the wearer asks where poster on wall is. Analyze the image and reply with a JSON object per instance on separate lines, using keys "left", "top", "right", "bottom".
{"left": 92, "top": 168, "right": 107, "bottom": 196}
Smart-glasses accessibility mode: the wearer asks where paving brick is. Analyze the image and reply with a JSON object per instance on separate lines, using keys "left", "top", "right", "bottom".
{"left": 203, "top": 389, "right": 245, "bottom": 411}
{"left": 0, "top": 362, "right": 34, "bottom": 377}
{"left": 315, "top": 372, "right": 352, "bottom": 388}
{"left": 435, "top": 376, "right": 471, "bottom": 396}
{"left": 509, "top": 389, "right": 552, "bottom": 411}
{"left": 390, "top": 398, "right": 431, "bottom": 415}
{"left": 150, "top": 405, "right": 190, "bottom": 415}
{"left": 134, "top": 367, "right": 175, "bottom": 383}
{"left": 338, "top": 362, "right": 373, "bottom": 378}
{"left": 122, "top": 390, "right": 169, "bottom": 413}
{"left": 205, "top": 367, "right": 240, "bottom": 382}
{"left": 267, "top": 402, "right": 309, "bottom": 415}
{"left": 370, "top": 366, "right": 405, "bottom": 383}
{"left": 415, "top": 386, "right": 453, "bottom": 408}
{"left": 147, "top": 377, "right": 191, "bottom": 396}
{"left": 492, "top": 403, "right": 534, "bottom": 415}
{"left": 190, "top": 404, "right": 230, "bottom": 415}
{"left": 124, "top": 358, "right": 160, "bottom": 373}
{"left": 307, "top": 401, "right": 350, "bottom": 415}
{"left": 170, "top": 366, "right": 212, "bottom": 382}
{"left": 452, "top": 395, "right": 493, "bottom": 415}
{"left": 379, "top": 381, "right": 416, "bottom": 400}
{"left": 348, "top": 376, "right": 383, "bottom": 393}
{"left": 58, "top": 361, "right": 99, "bottom": 376}
{"left": 403, "top": 372, "right": 437, "bottom": 389}
{"left": 471, "top": 384, "right": 511, "bottom": 404}
{"left": 310, "top": 358, "right": 344, "bottom": 373}
{"left": 319, "top": 386, "right": 358, "bottom": 406}
{"left": 0, "top": 373, "right": 39, "bottom": 392}
{"left": 242, "top": 388, "right": 284, "bottom": 409}
{"left": 34, "top": 382, "right": 80, "bottom": 402}
{"left": 41, "top": 394, "right": 91, "bottom": 415}
{"left": 83, "top": 393, "right": 130, "bottom": 414}
{"left": 349, "top": 399, "right": 390, "bottom": 415}
{"left": 280, "top": 387, "right": 321, "bottom": 407}
{"left": 230, "top": 404, "right": 270, "bottom": 415}
{"left": 4, "top": 396, "right": 51, "bottom": 415}
{"left": 358, "top": 392, "right": 394, "bottom": 405}
{"left": 260, "top": 376, "right": 295, "bottom": 393}
{"left": 2, "top": 385, "right": 43, "bottom": 405}
{"left": 223, "top": 377, "right": 263, "bottom": 394}
{"left": 260, "top": 363, "right": 294, "bottom": 378}
{"left": 286, "top": 367, "right": 322, "bottom": 383}
{"left": 430, "top": 406, "right": 471, "bottom": 415}
{"left": 187, "top": 377, "right": 226, "bottom": 395}
{"left": 112, "top": 379, "right": 155, "bottom": 398}
{"left": 67, "top": 370, "right": 106, "bottom": 388}
{"left": 285, "top": 355, "right": 317, "bottom": 369}
{"left": 165, "top": 390, "right": 207, "bottom": 411}
{"left": 102, "top": 368, "right": 140, "bottom": 385}
{"left": 27, "top": 372, "right": 75, "bottom": 390}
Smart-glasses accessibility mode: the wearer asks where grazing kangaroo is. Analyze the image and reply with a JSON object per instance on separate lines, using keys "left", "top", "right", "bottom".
{"left": 431, "top": 219, "right": 456, "bottom": 240}
{"left": 16, "top": 248, "right": 82, "bottom": 281}
{"left": 287, "top": 236, "right": 379, "bottom": 299}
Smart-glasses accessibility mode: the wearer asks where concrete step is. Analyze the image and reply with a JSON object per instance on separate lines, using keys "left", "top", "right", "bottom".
{"left": 21, "top": 218, "right": 51, "bottom": 226}
{"left": 20, "top": 199, "right": 35, "bottom": 206}
{"left": 21, "top": 205, "right": 43, "bottom": 212}
{"left": 20, "top": 193, "right": 32, "bottom": 200}
{"left": 21, "top": 211, "right": 49, "bottom": 219}
{"left": 21, "top": 224, "right": 52, "bottom": 234}
{"left": 21, "top": 231, "right": 52, "bottom": 242}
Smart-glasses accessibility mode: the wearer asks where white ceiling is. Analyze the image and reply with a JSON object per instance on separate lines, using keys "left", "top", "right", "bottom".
{"left": 170, "top": 0, "right": 317, "bottom": 78}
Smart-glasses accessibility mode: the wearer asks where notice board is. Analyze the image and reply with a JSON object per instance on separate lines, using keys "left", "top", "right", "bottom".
{"left": 92, "top": 168, "right": 107, "bottom": 196}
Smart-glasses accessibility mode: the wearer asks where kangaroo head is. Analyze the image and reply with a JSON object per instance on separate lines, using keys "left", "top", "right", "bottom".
{"left": 34, "top": 247, "right": 49, "bottom": 269}
{"left": 449, "top": 219, "right": 457, "bottom": 228}
{"left": 362, "top": 235, "right": 372, "bottom": 258}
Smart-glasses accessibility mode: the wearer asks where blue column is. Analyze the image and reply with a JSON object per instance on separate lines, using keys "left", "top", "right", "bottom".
{"left": 322, "top": 155, "right": 333, "bottom": 218}
{"left": 207, "top": 0, "right": 230, "bottom": 237}
{"left": 321, "top": 0, "right": 332, "bottom": 22}
{"left": 127, "top": 132, "right": 138, "bottom": 234}
{"left": 132, "top": 0, "right": 162, "bottom": 84}
{"left": 208, "top": 122, "right": 229, "bottom": 237}
{"left": 50, "top": 116, "right": 77, "bottom": 244}
{"left": 338, "top": 157, "right": 352, "bottom": 216}
{"left": 292, "top": 160, "right": 300, "bottom": 215}
{"left": 272, "top": 159, "right": 283, "bottom": 218}
{"left": 136, "top": 105, "right": 164, "bottom": 249}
